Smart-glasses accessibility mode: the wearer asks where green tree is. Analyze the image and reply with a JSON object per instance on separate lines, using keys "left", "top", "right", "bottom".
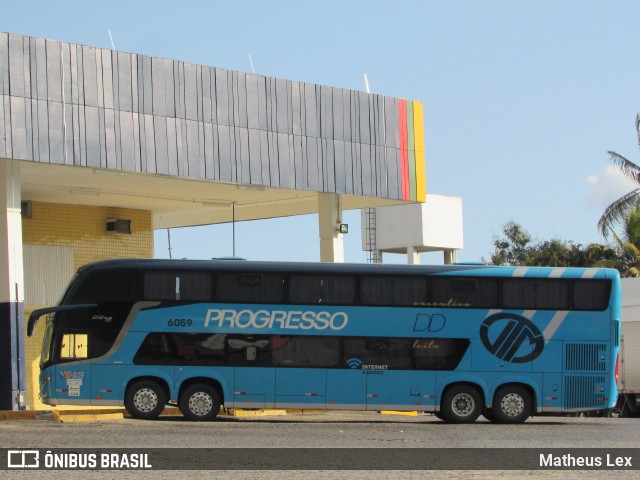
{"left": 598, "top": 114, "right": 640, "bottom": 237}
{"left": 609, "top": 207, "right": 640, "bottom": 277}
{"left": 490, "top": 221, "right": 619, "bottom": 268}
{"left": 490, "top": 220, "right": 533, "bottom": 265}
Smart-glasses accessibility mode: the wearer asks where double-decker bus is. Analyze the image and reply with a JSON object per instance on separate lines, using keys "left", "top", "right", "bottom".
{"left": 28, "top": 259, "right": 621, "bottom": 423}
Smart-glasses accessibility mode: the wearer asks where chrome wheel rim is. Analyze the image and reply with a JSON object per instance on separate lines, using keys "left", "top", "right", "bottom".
{"left": 500, "top": 393, "right": 525, "bottom": 417}
{"left": 133, "top": 388, "right": 158, "bottom": 413}
{"left": 451, "top": 393, "right": 475, "bottom": 417}
{"left": 189, "top": 392, "right": 213, "bottom": 416}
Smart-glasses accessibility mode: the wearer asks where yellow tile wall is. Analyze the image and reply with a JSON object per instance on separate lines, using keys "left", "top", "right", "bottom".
{"left": 23, "top": 201, "right": 153, "bottom": 410}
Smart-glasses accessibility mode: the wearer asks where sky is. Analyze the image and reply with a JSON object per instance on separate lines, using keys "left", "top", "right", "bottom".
{"left": 2, "top": 0, "right": 639, "bottom": 264}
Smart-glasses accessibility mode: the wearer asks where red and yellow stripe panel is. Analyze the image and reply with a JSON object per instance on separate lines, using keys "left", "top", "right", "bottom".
{"left": 398, "top": 99, "right": 426, "bottom": 202}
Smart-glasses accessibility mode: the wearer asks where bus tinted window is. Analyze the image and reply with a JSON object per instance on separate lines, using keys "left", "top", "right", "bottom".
{"left": 132, "top": 333, "right": 469, "bottom": 371}
{"left": 572, "top": 280, "right": 611, "bottom": 311}
{"left": 67, "top": 270, "right": 140, "bottom": 303}
{"left": 412, "top": 338, "right": 470, "bottom": 370}
{"left": 216, "top": 272, "right": 285, "bottom": 303}
{"left": 272, "top": 336, "right": 340, "bottom": 367}
{"left": 343, "top": 338, "right": 413, "bottom": 369}
{"left": 144, "top": 272, "right": 212, "bottom": 301}
{"left": 503, "top": 279, "right": 570, "bottom": 310}
{"left": 360, "top": 276, "right": 428, "bottom": 306}
{"left": 288, "top": 275, "right": 356, "bottom": 305}
{"left": 430, "top": 277, "right": 499, "bottom": 307}
{"left": 226, "top": 335, "right": 273, "bottom": 366}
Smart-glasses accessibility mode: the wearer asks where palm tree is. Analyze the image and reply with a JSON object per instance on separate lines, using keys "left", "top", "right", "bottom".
{"left": 598, "top": 114, "right": 640, "bottom": 237}
{"left": 602, "top": 207, "right": 640, "bottom": 277}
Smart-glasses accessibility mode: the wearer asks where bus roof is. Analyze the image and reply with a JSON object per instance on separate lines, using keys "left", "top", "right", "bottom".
{"left": 74, "top": 258, "right": 618, "bottom": 279}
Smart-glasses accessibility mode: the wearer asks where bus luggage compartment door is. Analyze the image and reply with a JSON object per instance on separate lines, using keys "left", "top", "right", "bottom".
{"left": 326, "top": 370, "right": 366, "bottom": 410}
{"left": 234, "top": 367, "right": 274, "bottom": 408}
{"left": 365, "top": 371, "right": 435, "bottom": 411}
{"left": 275, "top": 368, "right": 326, "bottom": 408}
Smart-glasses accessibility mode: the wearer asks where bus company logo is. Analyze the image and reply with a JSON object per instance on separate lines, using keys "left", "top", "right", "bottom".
{"left": 204, "top": 308, "right": 349, "bottom": 331}
{"left": 480, "top": 313, "right": 544, "bottom": 363}
{"left": 346, "top": 358, "right": 363, "bottom": 369}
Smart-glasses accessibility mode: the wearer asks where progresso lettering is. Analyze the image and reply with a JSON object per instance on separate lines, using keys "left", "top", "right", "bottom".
{"left": 204, "top": 309, "right": 349, "bottom": 331}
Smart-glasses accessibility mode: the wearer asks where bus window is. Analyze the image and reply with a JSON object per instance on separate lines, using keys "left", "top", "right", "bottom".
{"left": 288, "top": 274, "right": 356, "bottom": 305}
{"left": 59, "top": 333, "right": 88, "bottom": 360}
{"left": 431, "top": 277, "right": 499, "bottom": 307}
{"left": 572, "top": 280, "right": 611, "bottom": 311}
{"left": 216, "top": 272, "right": 284, "bottom": 303}
{"left": 144, "top": 272, "right": 212, "bottom": 301}
{"left": 343, "top": 338, "right": 412, "bottom": 369}
{"left": 412, "top": 338, "right": 470, "bottom": 370}
{"left": 271, "top": 336, "right": 340, "bottom": 367}
{"left": 133, "top": 333, "right": 175, "bottom": 365}
{"left": 503, "top": 279, "right": 570, "bottom": 310}
{"left": 226, "top": 335, "right": 273, "bottom": 366}
{"left": 66, "top": 269, "right": 140, "bottom": 303}
{"left": 360, "top": 276, "right": 428, "bottom": 306}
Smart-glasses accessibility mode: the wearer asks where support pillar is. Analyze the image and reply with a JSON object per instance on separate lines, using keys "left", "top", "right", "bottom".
{"left": 318, "top": 193, "right": 344, "bottom": 263}
{"left": 407, "top": 246, "right": 420, "bottom": 265}
{"left": 444, "top": 249, "right": 456, "bottom": 265}
{"left": 0, "top": 160, "right": 25, "bottom": 410}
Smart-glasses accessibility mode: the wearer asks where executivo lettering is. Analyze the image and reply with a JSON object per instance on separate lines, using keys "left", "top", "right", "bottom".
{"left": 204, "top": 308, "right": 349, "bottom": 331}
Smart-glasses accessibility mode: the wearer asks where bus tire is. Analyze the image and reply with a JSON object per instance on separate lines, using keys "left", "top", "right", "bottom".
{"left": 433, "top": 411, "right": 445, "bottom": 421}
{"left": 441, "top": 385, "right": 482, "bottom": 423}
{"left": 492, "top": 385, "right": 531, "bottom": 424}
{"left": 483, "top": 410, "right": 496, "bottom": 422}
{"left": 125, "top": 380, "right": 166, "bottom": 420}
{"left": 179, "top": 384, "right": 221, "bottom": 421}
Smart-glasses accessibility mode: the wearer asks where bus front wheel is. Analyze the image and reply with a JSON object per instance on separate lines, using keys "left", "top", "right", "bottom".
{"left": 492, "top": 385, "right": 531, "bottom": 424}
{"left": 125, "top": 380, "right": 167, "bottom": 420}
{"left": 179, "top": 384, "right": 221, "bottom": 421}
{"left": 441, "top": 385, "right": 482, "bottom": 423}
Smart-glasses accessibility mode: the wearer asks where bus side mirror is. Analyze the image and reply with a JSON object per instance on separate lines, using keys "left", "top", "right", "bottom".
{"left": 27, "top": 304, "right": 97, "bottom": 337}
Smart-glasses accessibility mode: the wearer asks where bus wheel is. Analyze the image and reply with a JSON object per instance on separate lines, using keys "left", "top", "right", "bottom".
{"left": 483, "top": 410, "right": 496, "bottom": 422}
{"left": 493, "top": 385, "right": 531, "bottom": 424}
{"left": 179, "top": 384, "right": 221, "bottom": 421}
{"left": 125, "top": 380, "right": 166, "bottom": 420}
{"left": 441, "top": 385, "right": 482, "bottom": 423}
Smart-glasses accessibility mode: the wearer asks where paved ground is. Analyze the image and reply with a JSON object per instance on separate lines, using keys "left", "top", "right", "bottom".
{"left": 1, "top": 411, "right": 639, "bottom": 478}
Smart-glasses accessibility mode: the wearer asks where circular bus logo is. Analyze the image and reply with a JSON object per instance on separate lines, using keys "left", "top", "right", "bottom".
{"left": 480, "top": 313, "right": 544, "bottom": 364}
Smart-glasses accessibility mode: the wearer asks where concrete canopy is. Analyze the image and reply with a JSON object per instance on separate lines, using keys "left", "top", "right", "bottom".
{"left": 20, "top": 161, "right": 405, "bottom": 229}
{"left": 1, "top": 32, "right": 426, "bottom": 228}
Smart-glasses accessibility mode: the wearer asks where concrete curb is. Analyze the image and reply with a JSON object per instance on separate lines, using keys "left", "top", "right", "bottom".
{"left": 0, "top": 408, "right": 420, "bottom": 421}
{"left": 225, "top": 409, "right": 287, "bottom": 417}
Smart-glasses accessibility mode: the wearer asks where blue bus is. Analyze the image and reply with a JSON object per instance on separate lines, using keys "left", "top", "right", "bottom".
{"left": 28, "top": 259, "right": 621, "bottom": 423}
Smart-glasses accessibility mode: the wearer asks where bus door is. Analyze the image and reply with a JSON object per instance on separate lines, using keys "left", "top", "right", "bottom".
{"left": 228, "top": 335, "right": 275, "bottom": 408}
{"left": 272, "top": 336, "right": 334, "bottom": 408}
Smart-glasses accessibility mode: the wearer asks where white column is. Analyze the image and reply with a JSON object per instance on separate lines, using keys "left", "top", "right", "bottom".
{"left": 318, "top": 193, "right": 344, "bottom": 263}
{"left": 407, "top": 246, "right": 420, "bottom": 265}
{"left": 444, "top": 249, "right": 456, "bottom": 264}
{"left": 0, "top": 159, "right": 25, "bottom": 410}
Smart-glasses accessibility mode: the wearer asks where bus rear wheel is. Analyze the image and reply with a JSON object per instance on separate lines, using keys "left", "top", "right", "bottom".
{"left": 125, "top": 380, "right": 167, "bottom": 420}
{"left": 179, "top": 384, "right": 221, "bottom": 421}
{"left": 493, "top": 385, "right": 531, "bottom": 424}
{"left": 441, "top": 385, "right": 482, "bottom": 423}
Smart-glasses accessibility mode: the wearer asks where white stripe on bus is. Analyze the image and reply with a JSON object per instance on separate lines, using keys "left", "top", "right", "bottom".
{"left": 543, "top": 311, "right": 569, "bottom": 343}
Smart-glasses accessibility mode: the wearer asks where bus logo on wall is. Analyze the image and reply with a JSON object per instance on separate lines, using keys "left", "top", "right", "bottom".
{"left": 480, "top": 313, "right": 544, "bottom": 363}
